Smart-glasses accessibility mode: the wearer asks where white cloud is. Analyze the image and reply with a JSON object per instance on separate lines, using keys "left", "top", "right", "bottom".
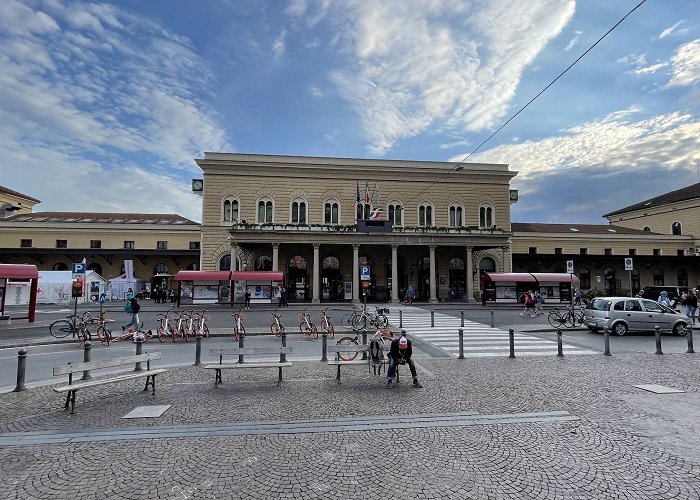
{"left": 659, "top": 20, "right": 684, "bottom": 39}
{"left": 272, "top": 30, "right": 287, "bottom": 62}
{"left": 310, "top": 87, "right": 323, "bottom": 97}
{"left": 291, "top": 0, "right": 576, "bottom": 155}
{"left": 564, "top": 30, "right": 582, "bottom": 52}
{"left": 632, "top": 62, "right": 668, "bottom": 75}
{"left": 666, "top": 39, "right": 700, "bottom": 87}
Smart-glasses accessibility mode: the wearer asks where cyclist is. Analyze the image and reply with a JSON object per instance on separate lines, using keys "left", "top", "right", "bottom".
{"left": 387, "top": 331, "right": 422, "bottom": 388}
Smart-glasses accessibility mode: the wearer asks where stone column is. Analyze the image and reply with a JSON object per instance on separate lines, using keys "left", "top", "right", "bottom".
{"left": 312, "top": 244, "right": 320, "bottom": 303}
{"left": 466, "top": 245, "right": 474, "bottom": 303}
{"left": 429, "top": 245, "right": 438, "bottom": 303}
{"left": 230, "top": 242, "right": 238, "bottom": 271}
{"left": 352, "top": 244, "right": 360, "bottom": 304}
{"left": 391, "top": 244, "right": 399, "bottom": 303}
{"left": 272, "top": 243, "right": 279, "bottom": 272}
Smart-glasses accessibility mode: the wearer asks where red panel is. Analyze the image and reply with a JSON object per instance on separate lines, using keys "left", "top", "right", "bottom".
{"left": 530, "top": 273, "right": 580, "bottom": 283}
{"left": 232, "top": 271, "right": 284, "bottom": 282}
{"left": 174, "top": 271, "right": 231, "bottom": 281}
{"left": 482, "top": 272, "right": 537, "bottom": 283}
{"left": 0, "top": 264, "right": 39, "bottom": 279}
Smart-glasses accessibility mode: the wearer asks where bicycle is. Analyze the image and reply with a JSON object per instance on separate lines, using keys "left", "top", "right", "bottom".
{"left": 299, "top": 307, "right": 318, "bottom": 339}
{"left": 109, "top": 325, "right": 156, "bottom": 343}
{"left": 166, "top": 309, "right": 181, "bottom": 343}
{"left": 336, "top": 326, "right": 393, "bottom": 361}
{"left": 270, "top": 308, "right": 286, "bottom": 336}
{"left": 320, "top": 308, "right": 334, "bottom": 339}
{"left": 155, "top": 313, "right": 170, "bottom": 343}
{"left": 344, "top": 306, "right": 389, "bottom": 331}
{"left": 547, "top": 305, "right": 584, "bottom": 329}
{"left": 92, "top": 312, "right": 115, "bottom": 346}
{"left": 50, "top": 311, "right": 93, "bottom": 344}
{"left": 232, "top": 308, "right": 246, "bottom": 341}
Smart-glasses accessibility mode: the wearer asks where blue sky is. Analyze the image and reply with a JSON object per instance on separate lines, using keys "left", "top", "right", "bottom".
{"left": 1, "top": 0, "right": 699, "bottom": 224}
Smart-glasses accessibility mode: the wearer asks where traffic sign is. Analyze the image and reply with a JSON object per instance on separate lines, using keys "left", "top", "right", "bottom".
{"left": 624, "top": 258, "right": 633, "bottom": 271}
{"left": 360, "top": 266, "right": 371, "bottom": 280}
{"left": 566, "top": 260, "right": 574, "bottom": 274}
{"left": 72, "top": 263, "right": 86, "bottom": 274}
{"left": 361, "top": 281, "right": 370, "bottom": 289}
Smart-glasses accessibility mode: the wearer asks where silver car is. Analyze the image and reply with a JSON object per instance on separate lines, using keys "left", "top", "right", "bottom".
{"left": 583, "top": 296, "right": 690, "bottom": 336}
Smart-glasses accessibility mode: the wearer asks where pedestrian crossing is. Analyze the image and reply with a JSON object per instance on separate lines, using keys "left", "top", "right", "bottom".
{"left": 386, "top": 308, "right": 597, "bottom": 358}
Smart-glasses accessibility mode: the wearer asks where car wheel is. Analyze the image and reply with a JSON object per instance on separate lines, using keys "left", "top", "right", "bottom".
{"left": 673, "top": 322, "right": 689, "bottom": 336}
{"left": 613, "top": 322, "right": 628, "bottom": 336}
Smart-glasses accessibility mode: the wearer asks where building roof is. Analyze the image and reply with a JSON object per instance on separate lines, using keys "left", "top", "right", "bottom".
{"left": 0, "top": 186, "right": 41, "bottom": 203}
{"left": 3, "top": 212, "right": 198, "bottom": 225}
{"left": 511, "top": 223, "right": 660, "bottom": 235}
{"left": 603, "top": 183, "right": 700, "bottom": 217}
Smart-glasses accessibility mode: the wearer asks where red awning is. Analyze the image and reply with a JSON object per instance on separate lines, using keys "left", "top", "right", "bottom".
{"left": 530, "top": 273, "right": 580, "bottom": 283}
{"left": 482, "top": 272, "right": 536, "bottom": 283}
{"left": 174, "top": 271, "right": 231, "bottom": 281}
{"left": 232, "top": 271, "right": 284, "bottom": 282}
{"left": 0, "top": 264, "right": 39, "bottom": 280}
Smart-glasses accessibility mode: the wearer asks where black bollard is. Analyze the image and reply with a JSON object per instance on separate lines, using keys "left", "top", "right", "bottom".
{"left": 431, "top": 310, "right": 435, "bottom": 327}
{"left": 362, "top": 330, "right": 368, "bottom": 360}
{"left": 280, "top": 332, "right": 287, "bottom": 363}
{"left": 458, "top": 328, "right": 464, "bottom": 359}
{"left": 460, "top": 310, "right": 464, "bottom": 328}
{"left": 508, "top": 328, "right": 515, "bottom": 358}
{"left": 603, "top": 327, "right": 611, "bottom": 356}
{"left": 12, "top": 348, "right": 27, "bottom": 392}
{"left": 556, "top": 329, "right": 563, "bottom": 357}
{"left": 490, "top": 310, "right": 495, "bottom": 328}
{"left": 321, "top": 332, "right": 328, "bottom": 362}
{"left": 238, "top": 332, "right": 245, "bottom": 364}
{"left": 655, "top": 325, "right": 663, "bottom": 355}
{"left": 687, "top": 325, "right": 694, "bottom": 354}
{"left": 134, "top": 336, "right": 144, "bottom": 372}
{"left": 80, "top": 341, "right": 93, "bottom": 381}
{"left": 194, "top": 331, "right": 202, "bottom": 366}
{"left": 399, "top": 310, "right": 403, "bottom": 328}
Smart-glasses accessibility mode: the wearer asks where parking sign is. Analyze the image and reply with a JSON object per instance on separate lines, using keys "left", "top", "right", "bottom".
{"left": 624, "top": 258, "right": 633, "bottom": 271}
{"left": 566, "top": 260, "right": 574, "bottom": 273}
{"left": 360, "top": 266, "right": 371, "bottom": 280}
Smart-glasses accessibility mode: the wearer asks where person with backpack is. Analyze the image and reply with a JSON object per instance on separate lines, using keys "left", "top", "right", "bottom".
{"left": 520, "top": 291, "right": 536, "bottom": 318}
{"left": 278, "top": 285, "right": 288, "bottom": 307}
{"left": 387, "top": 331, "right": 422, "bottom": 388}
{"left": 122, "top": 297, "right": 141, "bottom": 332}
{"left": 244, "top": 288, "right": 252, "bottom": 310}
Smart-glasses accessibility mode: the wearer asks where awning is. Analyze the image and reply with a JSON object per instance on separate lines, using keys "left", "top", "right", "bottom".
{"left": 481, "top": 272, "right": 536, "bottom": 283}
{"left": 232, "top": 271, "right": 284, "bottom": 282}
{"left": 0, "top": 264, "right": 39, "bottom": 280}
{"left": 530, "top": 273, "right": 580, "bottom": 283}
{"left": 174, "top": 271, "right": 231, "bottom": 281}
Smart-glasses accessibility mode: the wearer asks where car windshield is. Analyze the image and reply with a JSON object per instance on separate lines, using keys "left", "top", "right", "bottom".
{"left": 587, "top": 298, "right": 611, "bottom": 311}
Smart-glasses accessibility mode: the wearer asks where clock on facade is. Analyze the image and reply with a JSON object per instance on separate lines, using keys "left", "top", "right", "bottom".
{"left": 192, "top": 179, "right": 203, "bottom": 191}
{"left": 509, "top": 190, "right": 518, "bottom": 201}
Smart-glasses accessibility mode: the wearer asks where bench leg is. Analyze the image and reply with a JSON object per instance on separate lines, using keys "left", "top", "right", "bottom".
{"left": 215, "top": 368, "right": 222, "bottom": 387}
{"left": 144, "top": 374, "right": 156, "bottom": 395}
{"left": 63, "top": 390, "right": 77, "bottom": 414}
{"left": 336, "top": 365, "right": 341, "bottom": 384}
{"left": 277, "top": 367, "right": 282, "bottom": 386}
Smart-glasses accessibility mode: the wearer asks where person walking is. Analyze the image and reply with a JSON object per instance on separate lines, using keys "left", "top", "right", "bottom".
{"left": 387, "top": 331, "right": 422, "bottom": 388}
{"left": 244, "top": 288, "right": 252, "bottom": 310}
{"left": 405, "top": 285, "right": 415, "bottom": 305}
{"left": 122, "top": 297, "right": 141, "bottom": 332}
{"left": 685, "top": 289, "right": 697, "bottom": 326}
{"left": 279, "top": 285, "right": 288, "bottom": 307}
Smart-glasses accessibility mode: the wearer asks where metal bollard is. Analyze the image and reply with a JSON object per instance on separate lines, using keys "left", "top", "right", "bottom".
{"left": 556, "top": 329, "right": 563, "bottom": 357}
{"left": 362, "top": 331, "right": 368, "bottom": 360}
{"left": 321, "top": 332, "right": 328, "bottom": 362}
{"left": 458, "top": 328, "right": 465, "bottom": 359}
{"left": 655, "top": 325, "right": 663, "bottom": 355}
{"left": 603, "top": 327, "right": 611, "bottom": 356}
{"left": 399, "top": 310, "right": 403, "bottom": 328}
{"left": 81, "top": 340, "right": 93, "bottom": 381}
{"left": 280, "top": 332, "right": 287, "bottom": 363}
{"left": 12, "top": 348, "right": 27, "bottom": 392}
{"left": 238, "top": 333, "right": 245, "bottom": 364}
{"left": 431, "top": 310, "right": 435, "bottom": 327}
{"left": 508, "top": 328, "right": 515, "bottom": 358}
{"left": 460, "top": 310, "right": 464, "bottom": 328}
{"left": 687, "top": 325, "right": 694, "bottom": 354}
{"left": 194, "top": 331, "right": 202, "bottom": 366}
{"left": 490, "top": 310, "right": 495, "bottom": 328}
{"left": 134, "top": 336, "right": 144, "bottom": 372}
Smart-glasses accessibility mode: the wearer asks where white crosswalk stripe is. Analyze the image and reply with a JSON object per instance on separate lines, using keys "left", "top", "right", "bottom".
{"left": 387, "top": 308, "right": 596, "bottom": 358}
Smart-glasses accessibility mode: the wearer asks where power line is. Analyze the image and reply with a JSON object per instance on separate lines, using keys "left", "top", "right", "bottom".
{"left": 404, "top": 0, "right": 649, "bottom": 206}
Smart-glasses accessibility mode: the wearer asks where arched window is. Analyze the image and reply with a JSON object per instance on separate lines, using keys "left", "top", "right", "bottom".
{"left": 154, "top": 263, "right": 168, "bottom": 274}
{"left": 222, "top": 198, "right": 239, "bottom": 223}
{"left": 388, "top": 202, "right": 403, "bottom": 226}
{"left": 449, "top": 204, "right": 463, "bottom": 227}
{"left": 580, "top": 268, "right": 591, "bottom": 289}
{"left": 291, "top": 199, "right": 307, "bottom": 224}
{"left": 449, "top": 258, "right": 465, "bottom": 270}
{"left": 255, "top": 255, "right": 273, "bottom": 271}
{"left": 289, "top": 256, "right": 307, "bottom": 270}
{"left": 479, "top": 204, "right": 494, "bottom": 228}
{"left": 324, "top": 200, "right": 339, "bottom": 224}
{"left": 672, "top": 222, "right": 682, "bottom": 235}
{"left": 323, "top": 256, "right": 339, "bottom": 269}
{"left": 52, "top": 262, "right": 68, "bottom": 271}
{"left": 480, "top": 257, "right": 497, "bottom": 275}
{"left": 219, "top": 254, "right": 240, "bottom": 271}
{"left": 257, "top": 198, "right": 273, "bottom": 223}
{"left": 677, "top": 268, "right": 688, "bottom": 287}
{"left": 357, "top": 203, "right": 371, "bottom": 220}
{"left": 653, "top": 268, "right": 664, "bottom": 286}
{"left": 643, "top": 226, "right": 651, "bottom": 232}
{"left": 87, "top": 263, "right": 102, "bottom": 275}
{"left": 418, "top": 203, "right": 433, "bottom": 226}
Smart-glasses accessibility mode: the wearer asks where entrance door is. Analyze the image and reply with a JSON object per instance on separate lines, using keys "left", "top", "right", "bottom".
{"left": 288, "top": 256, "right": 308, "bottom": 301}
{"left": 322, "top": 256, "right": 342, "bottom": 301}
{"left": 417, "top": 256, "right": 430, "bottom": 301}
{"left": 448, "top": 258, "right": 465, "bottom": 300}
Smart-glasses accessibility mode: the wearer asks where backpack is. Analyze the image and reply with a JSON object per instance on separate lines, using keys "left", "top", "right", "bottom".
{"left": 369, "top": 339, "right": 383, "bottom": 363}
{"left": 525, "top": 294, "right": 534, "bottom": 305}
{"left": 131, "top": 299, "right": 140, "bottom": 313}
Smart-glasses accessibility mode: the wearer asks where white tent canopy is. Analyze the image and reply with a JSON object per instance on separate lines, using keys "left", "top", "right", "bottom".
{"left": 108, "top": 259, "right": 145, "bottom": 301}
{"left": 36, "top": 270, "right": 107, "bottom": 304}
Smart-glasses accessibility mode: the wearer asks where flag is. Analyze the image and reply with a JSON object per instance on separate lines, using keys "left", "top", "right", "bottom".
{"left": 369, "top": 208, "right": 383, "bottom": 219}
{"left": 372, "top": 182, "right": 380, "bottom": 205}
{"left": 364, "top": 181, "right": 370, "bottom": 204}
{"left": 356, "top": 182, "right": 360, "bottom": 203}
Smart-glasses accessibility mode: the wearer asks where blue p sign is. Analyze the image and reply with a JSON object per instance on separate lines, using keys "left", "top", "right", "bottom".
{"left": 72, "top": 263, "right": 86, "bottom": 274}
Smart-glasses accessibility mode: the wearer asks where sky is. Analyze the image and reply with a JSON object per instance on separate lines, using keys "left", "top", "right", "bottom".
{"left": 1, "top": 0, "right": 699, "bottom": 224}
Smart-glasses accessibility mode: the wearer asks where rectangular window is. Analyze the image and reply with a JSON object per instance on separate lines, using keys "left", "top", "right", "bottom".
{"left": 628, "top": 249, "right": 636, "bottom": 256}
{"left": 579, "top": 248, "right": 588, "bottom": 255}
{"left": 528, "top": 247, "right": 537, "bottom": 255}
{"left": 554, "top": 248, "right": 562, "bottom": 255}
{"left": 653, "top": 249, "right": 661, "bottom": 256}
{"left": 20, "top": 239, "right": 32, "bottom": 248}
{"left": 190, "top": 241, "right": 200, "bottom": 250}
{"left": 56, "top": 239, "right": 67, "bottom": 248}
{"left": 90, "top": 240, "right": 101, "bottom": 249}
{"left": 124, "top": 240, "right": 134, "bottom": 249}
{"left": 157, "top": 241, "right": 168, "bottom": 250}
{"left": 604, "top": 248, "right": 613, "bottom": 256}
{"left": 677, "top": 249, "right": 685, "bottom": 256}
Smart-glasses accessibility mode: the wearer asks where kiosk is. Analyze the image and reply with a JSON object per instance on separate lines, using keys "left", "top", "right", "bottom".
{"left": 481, "top": 272, "right": 580, "bottom": 304}
{"left": 0, "top": 264, "right": 39, "bottom": 322}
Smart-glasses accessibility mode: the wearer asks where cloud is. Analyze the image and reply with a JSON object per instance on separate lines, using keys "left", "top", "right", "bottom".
{"left": 659, "top": 20, "right": 685, "bottom": 39}
{"left": 272, "top": 30, "right": 287, "bottom": 62}
{"left": 291, "top": 0, "right": 576, "bottom": 155}
{"left": 310, "top": 87, "right": 323, "bottom": 97}
{"left": 666, "top": 39, "right": 700, "bottom": 87}
{"left": 564, "top": 30, "right": 582, "bottom": 52}
{"left": 632, "top": 62, "right": 668, "bottom": 75}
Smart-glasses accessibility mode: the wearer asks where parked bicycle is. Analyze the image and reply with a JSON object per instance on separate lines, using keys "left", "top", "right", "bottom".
{"left": 299, "top": 307, "right": 318, "bottom": 339}
{"left": 320, "top": 307, "right": 334, "bottom": 338}
{"left": 232, "top": 308, "right": 246, "bottom": 341}
{"left": 93, "top": 312, "right": 116, "bottom": 346}
{"left": 342, "top": 306, "right": 389, "bottom": 331}
{"left": 190, "top": 309, "right": 211, "bottom": 338}
{"left": 109, "top": 324, "right": 156, "bottom": 343}
{"left": 336, "top": 326, "right": 393, "bottom": 361}
{"left": 49, "top": 311, "right": 93, "bottom": 345}
{"left": 547, "top": 305, "right": 585, "bottom": 329}
{"left": 270, "top": 308, "right": 286, "bottom": 336}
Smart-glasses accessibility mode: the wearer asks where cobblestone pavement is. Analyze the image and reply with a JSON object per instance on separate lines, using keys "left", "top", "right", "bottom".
{"left": 2, "top": 353, "right": 700, "bottom": 499}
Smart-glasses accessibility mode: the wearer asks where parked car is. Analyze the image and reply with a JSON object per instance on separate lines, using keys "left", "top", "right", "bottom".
{"left": 583, "top": 296, "right": 690, "bottom": 336}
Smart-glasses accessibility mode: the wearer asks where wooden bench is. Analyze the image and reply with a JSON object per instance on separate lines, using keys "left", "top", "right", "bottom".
{"left": 53, "top": 352, "right": 167, "bottom": 414}
{"left": 205, "top": 347, "right": 293, "bottom": 387}
{"left": 327, "top": 345, "right": 371, "bottom": 383}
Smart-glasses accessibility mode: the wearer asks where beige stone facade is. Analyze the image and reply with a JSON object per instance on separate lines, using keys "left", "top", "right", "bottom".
{"left": 0, "top": 186, "right": 39, "bottom": 217}
{"left": 195, "top": 153, "right": 516, "bottom": 303}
